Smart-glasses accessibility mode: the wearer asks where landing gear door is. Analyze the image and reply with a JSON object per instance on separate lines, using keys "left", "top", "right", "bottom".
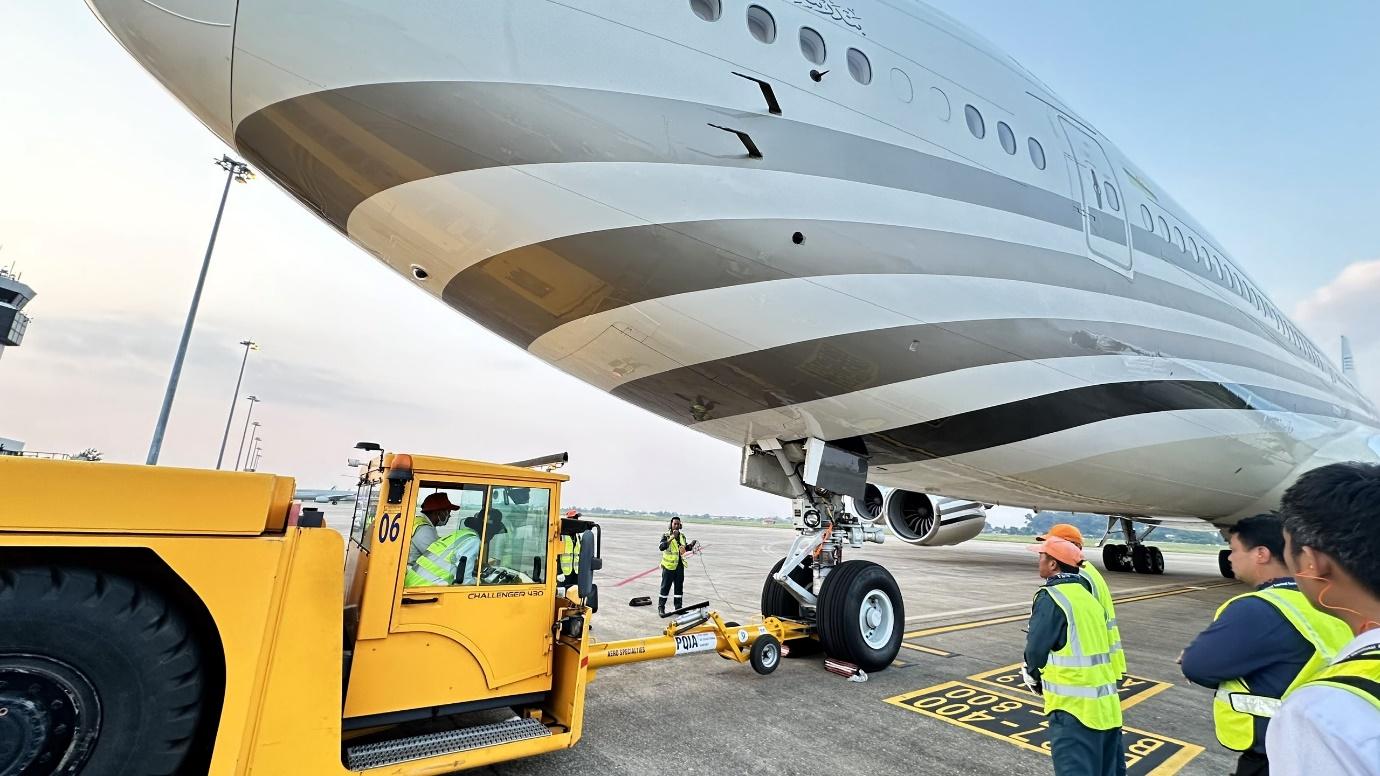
{"left": 1059, "top": 117, "right": 1133, "bottom": 274}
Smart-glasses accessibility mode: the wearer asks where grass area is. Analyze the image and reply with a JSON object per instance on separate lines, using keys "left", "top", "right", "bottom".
{"left": 976, "top": 533, "right": 1224, "bottom": 555}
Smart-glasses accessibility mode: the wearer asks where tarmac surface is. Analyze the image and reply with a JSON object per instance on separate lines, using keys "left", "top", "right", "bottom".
{"left": 324, "top": 509, "right": 1242, "bottom": 775}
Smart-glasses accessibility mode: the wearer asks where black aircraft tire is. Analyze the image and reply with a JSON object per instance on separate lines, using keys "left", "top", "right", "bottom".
{"left": 816, "top": 560, "right": 904, "bottom": 673}
{"left": 1218, "top": 549, "right": 1234, "bottom": 579}
{"left": 761, "top": 558, "right": 819, "bottom": 657}
{"left": 1131, "top": 545, "right": 1152, "bottom": 574}
{"left": 1102, "top": 544, "right": 1123, "bottom": 573}
{"left": 0, "top": 565, "right": 205, "bottom": 776}
{"left": 1149, "top": 547, "right": 1166, "bottom": 575}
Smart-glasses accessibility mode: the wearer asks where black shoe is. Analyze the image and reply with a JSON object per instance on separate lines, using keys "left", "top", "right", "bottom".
{"left": 657, "top": 609, "right": 666, "bottom": 617}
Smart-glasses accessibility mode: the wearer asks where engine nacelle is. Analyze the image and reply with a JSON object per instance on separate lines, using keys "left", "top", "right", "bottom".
{"left": 882, "top": 489, "right": 987, "bottom": 546}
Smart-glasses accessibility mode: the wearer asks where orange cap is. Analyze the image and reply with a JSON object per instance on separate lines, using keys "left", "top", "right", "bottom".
{"left": 1038, "top": 523, "right": 1085, "bottom": 549}
{"left": 1026, "top": 536, "right": 1084, "bottom": 567}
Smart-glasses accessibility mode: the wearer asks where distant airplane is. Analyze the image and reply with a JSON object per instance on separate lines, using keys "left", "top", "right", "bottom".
{"left": 294, "top": 487, "right": 356, "bottom": 505}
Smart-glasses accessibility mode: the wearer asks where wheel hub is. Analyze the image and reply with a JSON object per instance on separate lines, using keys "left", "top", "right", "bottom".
{"left": 0, "top": 656, "right": 100, "bottom": 776}
{"left": 859, "top": 589, "right": 895, "bottom": 649}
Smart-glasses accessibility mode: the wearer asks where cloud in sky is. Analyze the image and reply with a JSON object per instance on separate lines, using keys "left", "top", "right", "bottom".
{"left": 1294, "top": 259, "right": 1380, "bottom": 401}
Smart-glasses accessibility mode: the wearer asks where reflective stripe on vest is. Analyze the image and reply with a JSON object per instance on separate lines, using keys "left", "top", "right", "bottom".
{"left": 1080, "top": 562, "right": 1126, "bottom": 676}
{"left": 1294, "top": 649, "right": 1380, "bottom": 711}
{"left": 662, "top": 535, "right": 687, "bottom": 570}
{"left": 1209, "top": 586, "right": 1353, "bottom": 751}
{"left": 1041, "top": 583, "right": 1124, "bottom": 731}
{"left": 404, "top": 527, "right": 478, "bottom": 587}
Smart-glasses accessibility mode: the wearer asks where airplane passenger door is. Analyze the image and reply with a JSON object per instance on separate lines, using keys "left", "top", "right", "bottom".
{"left": 1059, "top": 117, "right": 1133, "bottom": 273}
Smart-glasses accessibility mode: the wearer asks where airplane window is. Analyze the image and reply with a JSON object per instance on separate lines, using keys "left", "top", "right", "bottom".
{"left": 931, "top": 88, "right": 951, "bottom": 121}
{"left": 1157, "top": 216, "right": 1169, "bottom": 240}
{"left": 690, "top": 0, "right": 721, "bottom": 22}
{"left": 1141, "top": 205, "right": 1153, "bottom": 230}
{"left": 891, "top": 68, "right": 913, "bottom": 103}
{"left": 1028, "top": 137, "right": 1046, "bottom": 169}
{"left": 1213, "top": 256, "right": 1225, "bottom": 280}
{"left": 747, "top": 5, "right": 776, "bottom": 44}
{"left": 1188, "top": 235, "right": 1198, "bottom": 260}
{"left": 799, "top": 27, "right": 826, "bottom": 65}
{"left": 1105, "top": 182, "right": 1120, "bottom": 211}
{"left": 965, "top": 105, "right": 985, "bottom": 139}
{"left": 1173, "top": 226, "right": 1185, "bottom": 251}
{"left": 997, "top": 122, "right": 1016, "bottom": 154}
{"left": 1197, "top": 245, "right": 1209, "bottom": 265}
{"left": 847, "top": 48, "right": 872, "bottom": 84}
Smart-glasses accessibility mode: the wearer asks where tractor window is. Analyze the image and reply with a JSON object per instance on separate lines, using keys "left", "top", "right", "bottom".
{"left": 480, "top": 486, "right": 552, "bottom": 586}
{"left": 349, "top": 481, "right": 380, "bottom": 548}
{"left": 405, "top": 482, "right": 489, "bottom": 588}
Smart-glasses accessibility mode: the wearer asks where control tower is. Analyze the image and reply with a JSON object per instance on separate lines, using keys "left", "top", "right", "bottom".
{"left": 0, "top": 264, "right": 34, "bottom": 362}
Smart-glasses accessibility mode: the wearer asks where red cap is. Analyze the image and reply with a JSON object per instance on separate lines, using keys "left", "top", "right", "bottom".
{"left": 421, "top": 492, "right": 458, "bottom": 512}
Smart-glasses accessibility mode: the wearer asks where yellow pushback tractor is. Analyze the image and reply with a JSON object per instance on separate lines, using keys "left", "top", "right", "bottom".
{"left": 0, "top": 448, "right": 809, "bottom": 775}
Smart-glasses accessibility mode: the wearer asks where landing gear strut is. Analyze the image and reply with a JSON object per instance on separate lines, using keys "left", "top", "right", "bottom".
{"left": 749, "top": 441, "right": 902, "bottom": 673}
{"left": 1098, "top": 517, "right": 1164, "bottom": 575}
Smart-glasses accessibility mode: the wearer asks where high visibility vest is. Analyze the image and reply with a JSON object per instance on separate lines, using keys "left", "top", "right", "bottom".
{"left": 662, "top": 534, "right": 688, "bottom": 570}
{"left": 1210, "top": 586, "right": 1353, "bottom": 751}
{"left": 1287, "top": 646, "right": 1380, "bottom": 711}
{"left": 559, "top": 536, "right": 579, "bottom": 578}
{"left": 1080, "top": 562, "right": 1125, "bottom": 677}
{"left": 1039, "top": 582, "right": 1124, "bottom": 731}
{"left": 404, "top": 527, "right": 479, "bottom": 587}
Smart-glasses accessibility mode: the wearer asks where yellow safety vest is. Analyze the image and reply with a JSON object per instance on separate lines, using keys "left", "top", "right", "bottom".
{"left": 1039, "top": 583, "right": 1124, "bottom": 731}
{"left": 1080, "top": 562, "right": 1125, "bottom": 677}
{"left": 559, "top": 535, "right": 579, "bottom": 578}
{"left": 1210, "top": 587, "right": 1353, "bottom": 751}
{"left": 1287, "top": 646, "right": 1380, "bottom": 711}
{"left": 662, "top": 534, "right": 688, "bottom": 571}
{"left": 404, "top": 527, "right": 478, "bottom": 587}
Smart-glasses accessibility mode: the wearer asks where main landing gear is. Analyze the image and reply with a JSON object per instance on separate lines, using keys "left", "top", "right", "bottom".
{"left": 750, "top": 442, "right": 902, "bottom": 674}
{"left": 1099, "top": 517, "right": 1165, "bottom": 575}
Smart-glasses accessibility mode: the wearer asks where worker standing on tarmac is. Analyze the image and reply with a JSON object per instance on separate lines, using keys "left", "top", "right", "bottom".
{"left": 1267, "top": 463, "right": 1380, "bottom": 775}
{"left": 657, "top": 516, "right": 698, "bottom": 616}
{"left": 1180, "top": 513, "right": 1351, "bottom": 776}
{"left": 559, "top": 509, "right": 582, "bottom": 585}
{"left": 1022, "top": 535, "right": 1125, "bottom": 776}
{"left": 1039, "top": 524, "right": 1126, "bottom": 681}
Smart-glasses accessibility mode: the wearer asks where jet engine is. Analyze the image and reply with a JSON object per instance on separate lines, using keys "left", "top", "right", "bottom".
{"left": 881, "top": 490, "right": 987, "bottom": 546}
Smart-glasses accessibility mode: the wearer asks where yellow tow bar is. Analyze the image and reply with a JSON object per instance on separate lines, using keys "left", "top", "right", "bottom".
{"left": 587, "top": 607, "right": 811, "bottom": 675}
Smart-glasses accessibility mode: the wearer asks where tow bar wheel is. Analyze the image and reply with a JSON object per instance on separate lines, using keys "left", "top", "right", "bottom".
{"left": 817, "top": 560, "right": 903, "bottom": 672}
{"left": 749, "top": 635, "right": 781, "bottom": 675}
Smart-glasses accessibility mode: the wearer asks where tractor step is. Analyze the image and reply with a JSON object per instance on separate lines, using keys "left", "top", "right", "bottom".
{"left": 345, "top": 716, "right": 551, "bottom": 770}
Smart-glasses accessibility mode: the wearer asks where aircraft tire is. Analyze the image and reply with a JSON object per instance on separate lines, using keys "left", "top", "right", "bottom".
{"left": 816, "top": 560, "right": 903, "bottom": 673}
{"left": 1102, "top": 544, "right": 1126, "bottom": 573}
{"left": 761, "top": 558, "right": 819, "bottom": 657}
{"left": 0, "top": 564, "right": 205, "bottom": 776}
{"left": 1148, "top": 547, "right": 1165, "bottom": 575}
{"left": 1131, "top": 545, "right": 1152, "bottom": 574}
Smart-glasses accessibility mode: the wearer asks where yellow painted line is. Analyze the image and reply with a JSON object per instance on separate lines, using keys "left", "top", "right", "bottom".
{"left": 904, "top": 580, "right": 1235, "bottom": 640}
{"left": 1119, "top": 678, "right": 1173, "bottom": 711}
{"left": 1147, "top": 740, "right": 1207, "bottom": 776}
{"left": 900, "top": 643, "right": 955, "bottom": 657}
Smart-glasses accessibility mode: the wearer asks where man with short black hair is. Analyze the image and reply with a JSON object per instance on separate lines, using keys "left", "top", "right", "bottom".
{"left": 1181, "top": 513, "right": 1351, "bottom": 776}
{"left": 1268, "top": 462, "right": 1380, "bottom": 775}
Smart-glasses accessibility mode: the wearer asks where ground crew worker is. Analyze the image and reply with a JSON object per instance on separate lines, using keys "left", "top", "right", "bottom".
{"left": 657, "top": 516, "right": 698, "bottom": 616}
{"left": 1022, "top": 536, "right": 1125, "bottom": 776}
{"left": 405, "top": 499, "right": 482, "bottom": 587}
{"left": 559, "top": 509, "right": 581, "bottom": 584}
{"left": 1180, "top": 513, "right": 1351, "bottom": 776}
{"left": 409, "top": 492, "right": 458, "bottom": 564}
{"left": 1268, "top": 463, "right": 1380, "bottom": 775}
{"left": 1039, "top": 524, "right": 1126, "bottom": 680}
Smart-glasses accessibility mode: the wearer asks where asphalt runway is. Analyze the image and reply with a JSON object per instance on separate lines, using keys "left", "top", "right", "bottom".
{"left": 319, "top": 507, "right": 1240, "bottom": 775}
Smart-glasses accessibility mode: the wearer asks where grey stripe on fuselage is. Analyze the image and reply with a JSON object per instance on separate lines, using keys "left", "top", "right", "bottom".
{"left": 610, "top": 316, "right": 1351, "bottom": 425}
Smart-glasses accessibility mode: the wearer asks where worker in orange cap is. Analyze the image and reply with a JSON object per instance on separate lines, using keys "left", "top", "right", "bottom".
{"left": 1023, "top": 536, "right": 1125, "bottom": 776}
{"left": 1040, "top": 524, "right": 1125, "bottom": 679}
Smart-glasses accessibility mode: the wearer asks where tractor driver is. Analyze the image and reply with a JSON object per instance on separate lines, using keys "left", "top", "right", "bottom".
{"left": 405, "top": 494, "right": 484, "bottom": 587}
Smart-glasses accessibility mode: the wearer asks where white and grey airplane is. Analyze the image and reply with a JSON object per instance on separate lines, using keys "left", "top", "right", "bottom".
{"left": 294, "top": 487, "right": 356, "bottom": 505}
{"left": 86, "top": 0, "right": 1379, "bottom": 665}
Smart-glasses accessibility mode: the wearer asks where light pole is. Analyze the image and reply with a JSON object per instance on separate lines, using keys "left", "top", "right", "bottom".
{"left": 147, "top": 155, "right": 254, "bottom": 465}
{"left": 234, "top": 400, "right": 261, "bottom": 471}
{"left": 250, "top": 442, "right": 263, "bottom": 472}
{"left": 216, "top": 339, "right": 258, "bottom": 469}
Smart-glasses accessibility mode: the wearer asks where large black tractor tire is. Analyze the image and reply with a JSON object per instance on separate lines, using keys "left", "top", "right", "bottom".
{"left": 1218, "top": 549, "right": 1234, "bottom": 579}
{"left": 816, "top": 560, "right": 904, "bottom": 673}
{"left": 761, "top": 557, "right": 819, "bottom": 657}
{"left": 0, "top": 565, "right": 205, "bottom": 776}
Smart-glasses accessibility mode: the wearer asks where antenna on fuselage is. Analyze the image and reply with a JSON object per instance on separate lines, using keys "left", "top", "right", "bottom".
{"left": 1341, "top": 336, "right": 1357, "bottom": 380}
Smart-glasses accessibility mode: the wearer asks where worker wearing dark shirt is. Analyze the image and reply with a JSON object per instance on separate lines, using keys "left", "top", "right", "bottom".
{"left": 1023, "top": 537, "right": 1126, "bottom": 776}
{"left": 1181, "top": 514, "right": 1352, "bottom": 776}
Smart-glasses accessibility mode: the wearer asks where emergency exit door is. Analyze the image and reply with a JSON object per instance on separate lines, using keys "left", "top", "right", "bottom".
{"left": 1060, "top": 117, "right": 1133, "bottom": 272}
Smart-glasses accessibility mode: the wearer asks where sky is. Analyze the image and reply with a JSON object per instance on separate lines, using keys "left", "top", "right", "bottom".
{"left": 0, "top": 2, "right": 1377, "bottom": 525}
